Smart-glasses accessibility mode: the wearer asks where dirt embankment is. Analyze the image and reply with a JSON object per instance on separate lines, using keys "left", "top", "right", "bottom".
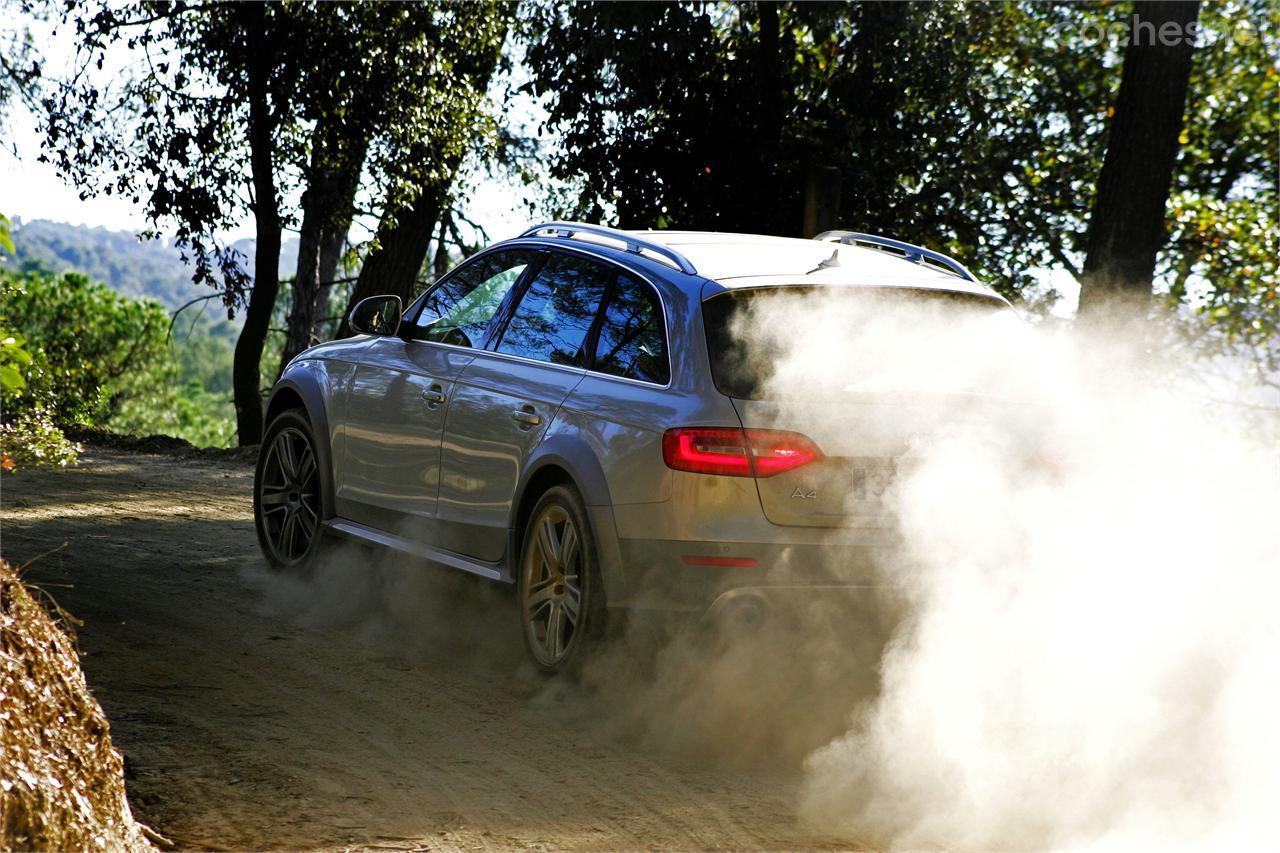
{"left": 1, "top": 445, "right": 871, "bottom": 852}
{"left": 1, "top": 558, "right": 153, "bottom": 852}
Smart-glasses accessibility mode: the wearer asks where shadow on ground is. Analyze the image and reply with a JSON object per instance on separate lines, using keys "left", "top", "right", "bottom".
{"left": 3, "top": 447, "right": 877, "bottom": 851}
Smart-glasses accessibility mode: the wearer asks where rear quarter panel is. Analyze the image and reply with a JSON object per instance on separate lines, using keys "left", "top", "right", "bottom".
{"left": 556, "top": 272, "right": 750, "bottom": 540}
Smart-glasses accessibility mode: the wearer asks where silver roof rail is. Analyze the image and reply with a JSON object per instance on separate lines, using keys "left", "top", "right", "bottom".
{"left": 520, "top": 221, "right": 699, "bottom": 276}
{"left": 815, "top": 230, "right": 976, "bottom": 282}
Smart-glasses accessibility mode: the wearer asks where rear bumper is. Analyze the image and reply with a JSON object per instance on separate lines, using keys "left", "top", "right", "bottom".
{"left": 608, "top": 536, "right": 899, "bottom": 613}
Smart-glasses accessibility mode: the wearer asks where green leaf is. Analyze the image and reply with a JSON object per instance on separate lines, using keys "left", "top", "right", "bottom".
{"left": 0, "top": 364, "right": 26, "bottom": 391}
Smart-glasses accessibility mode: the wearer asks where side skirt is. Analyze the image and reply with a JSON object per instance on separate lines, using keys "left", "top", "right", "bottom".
{"left": 325, "top": 518, "right": 512, "bottom": 583}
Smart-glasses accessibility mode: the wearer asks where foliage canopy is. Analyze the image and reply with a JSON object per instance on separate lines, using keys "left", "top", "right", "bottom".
{"left": 522, "top": 0, "right": 1276, "bottom": 372}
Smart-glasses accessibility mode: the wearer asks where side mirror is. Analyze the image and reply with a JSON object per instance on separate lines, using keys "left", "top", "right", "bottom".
{"left": 348, "top": 295, "right": 403, "bottom": 337}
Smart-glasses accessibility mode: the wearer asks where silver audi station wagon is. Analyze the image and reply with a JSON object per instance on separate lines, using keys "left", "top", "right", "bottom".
{"left": 254, "top": 223, "right": 1013, "bottom": 672}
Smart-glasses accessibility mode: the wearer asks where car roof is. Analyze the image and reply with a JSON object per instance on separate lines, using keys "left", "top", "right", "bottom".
{"left": 635, "top": 230, "right": 1007, "bottom": 303}
{"left": 498, "top": 226, "right": 1009, "bottom": 306}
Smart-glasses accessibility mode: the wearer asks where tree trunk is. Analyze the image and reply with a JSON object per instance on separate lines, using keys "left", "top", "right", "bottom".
{"left": 281, "top": 198, "right": 324, "bottom": 370}
{"left": 279, "top": 124, "right": 366, "bottom": 376}
{"left": 318, "top": 226, "right": 346, "bottom": 295}
{"left": 339, "top": 17, "right": 509, "bottom": 338}
{"left": 432, "top": 212, "right": 453, "bottom": 281}
{"left": 233, "top": 3, "right": 282, "bottom": 446}
{"left": 338, "top": 160, "right": 453, "bottom": 337}
{"left": 1076, "top": 1, "right": 1200, "bottom": 322}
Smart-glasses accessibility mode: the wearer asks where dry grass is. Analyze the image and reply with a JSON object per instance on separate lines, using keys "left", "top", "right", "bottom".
{"left": 1, "top": 558, "right": 154, "bottom": 852}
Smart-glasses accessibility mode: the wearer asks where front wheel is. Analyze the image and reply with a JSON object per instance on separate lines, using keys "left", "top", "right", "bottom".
{"left": 254, "top": 409, "right": 326, "bottom": 571}
{"left": 517, "top": 485, "right": 605, "bottom": 674}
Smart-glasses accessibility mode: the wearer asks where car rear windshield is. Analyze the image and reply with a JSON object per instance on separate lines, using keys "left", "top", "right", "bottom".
{"left": 702, "top": 285, "right": 1011, "bottom": 400}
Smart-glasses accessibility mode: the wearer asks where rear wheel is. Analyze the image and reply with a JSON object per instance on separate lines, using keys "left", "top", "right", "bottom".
{"left": 254, "top": 409, "right": 326, "bottom": 570}
{"left": 518, "top": 485, "right": 604, "bottom": 674}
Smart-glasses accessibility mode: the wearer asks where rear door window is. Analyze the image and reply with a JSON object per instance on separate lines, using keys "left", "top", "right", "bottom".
{"left": 592, "top": 272, "right": 669, "bottom": 385}
{"left": 412, "top": 250, "right": 534, "bottom": 348}
{"left": 495, "top": 252, "right": 612, "bottom": 366}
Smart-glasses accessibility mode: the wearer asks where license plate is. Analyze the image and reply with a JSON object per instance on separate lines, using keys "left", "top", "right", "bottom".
{"left": 849, "top": 457, "right": 897, "bottom": 501}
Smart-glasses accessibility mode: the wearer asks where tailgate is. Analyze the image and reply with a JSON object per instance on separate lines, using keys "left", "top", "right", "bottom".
{"left": 734, "top": 393, "right": 991, "bottom": 529}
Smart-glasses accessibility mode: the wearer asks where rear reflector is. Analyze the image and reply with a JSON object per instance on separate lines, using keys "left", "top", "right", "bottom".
{"left": 662, "top": 427, "right": 822, "bottom": 478}
{"left": 681, "top": 555, "right": 759, "bottom": 567}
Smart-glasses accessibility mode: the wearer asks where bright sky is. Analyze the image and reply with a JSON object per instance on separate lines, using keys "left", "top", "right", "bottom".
{"left": 3, "top": 10, "right": 159, "bottom": 234}
{"left": 1, "top": 7, "right": 534, "bottom": 245}
{"left": 2, "top": 97, "right": 531, "bottom": 245}
{"left": 1, "top": 8, "right": 1078, "bottom": 315}
{"left": 3, "top": 106, "right": 157, "bottom": 233}
{"left": 3, "top": 96, "right": 1079, "bottom": 314}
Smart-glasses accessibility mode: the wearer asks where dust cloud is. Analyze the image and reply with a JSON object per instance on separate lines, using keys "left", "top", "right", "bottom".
{"left": 241, "top": 538, "right": 522, "bottom": 668}
{"left": 241, "top": 286, "right": 1277, "bottom": 851}
{"left": 574, "top": 587, "right": 899, "bottom": 773}
{"left": 729, "top": 288, "right": 1280, "bottom": 850}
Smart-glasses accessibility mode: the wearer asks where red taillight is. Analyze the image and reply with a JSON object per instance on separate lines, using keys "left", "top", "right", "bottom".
{"left": 662, "top": 427, "right": 753, "bottom": 476}
{"left": 662, "top": 427, "right": 822, "bottom": 478}
{"left": 747, "top": 429, "right": 823, "bottom": 476}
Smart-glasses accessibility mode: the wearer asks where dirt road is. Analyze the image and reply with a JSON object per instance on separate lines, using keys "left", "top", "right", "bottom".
{"left": 2, "top": 446, "right": 866, "bottom": 852}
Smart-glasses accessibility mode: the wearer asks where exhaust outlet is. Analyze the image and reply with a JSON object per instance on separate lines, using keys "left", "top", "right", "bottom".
{"left": 706, "top": 589, "right": 768, "bottom": 633}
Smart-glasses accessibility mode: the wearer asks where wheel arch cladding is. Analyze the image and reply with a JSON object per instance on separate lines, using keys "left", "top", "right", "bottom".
{"left": 265, "top": 377, "right": 335, "bottom": 519}
{"left": 511, "top": 436, "right": 628, "bottom": 603}
{"left": 264, "top": 385, "right": 306, "bottom": 426}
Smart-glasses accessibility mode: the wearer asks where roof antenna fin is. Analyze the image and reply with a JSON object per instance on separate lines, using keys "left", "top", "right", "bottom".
{"left": 806, "top": 249, "right": 841, "bottom": 275}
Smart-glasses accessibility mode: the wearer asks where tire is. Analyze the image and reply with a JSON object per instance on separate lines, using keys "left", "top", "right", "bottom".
{"left": 517, "top": 484, "right": 606, "bottom": 675}
{"left": 254, "top": 408, "right": 327, "bottom": 572}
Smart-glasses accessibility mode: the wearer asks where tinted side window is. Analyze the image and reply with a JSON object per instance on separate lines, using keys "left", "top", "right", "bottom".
{"left": 701, "top": 292, "right": 761, "bottom": 399}
{"left": 412, "top": 250, "right": 533, "bottom": 348}
{"left": 496, "top": 253, "right": 611, "bottom": 365}
{"left": 592, "top": 272, "right": 669, "bottom": 385}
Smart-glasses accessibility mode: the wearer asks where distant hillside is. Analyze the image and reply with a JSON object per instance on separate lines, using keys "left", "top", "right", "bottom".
{"left": 6, "top": 218, "right": 299, "bottom": 310}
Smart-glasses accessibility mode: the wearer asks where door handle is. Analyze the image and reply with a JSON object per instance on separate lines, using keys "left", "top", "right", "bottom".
{"left": 511, "top": 407, "right": 542, "bottom": 427}
{"left": 421, "top": 386, "right": 447, "bottom": 406}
